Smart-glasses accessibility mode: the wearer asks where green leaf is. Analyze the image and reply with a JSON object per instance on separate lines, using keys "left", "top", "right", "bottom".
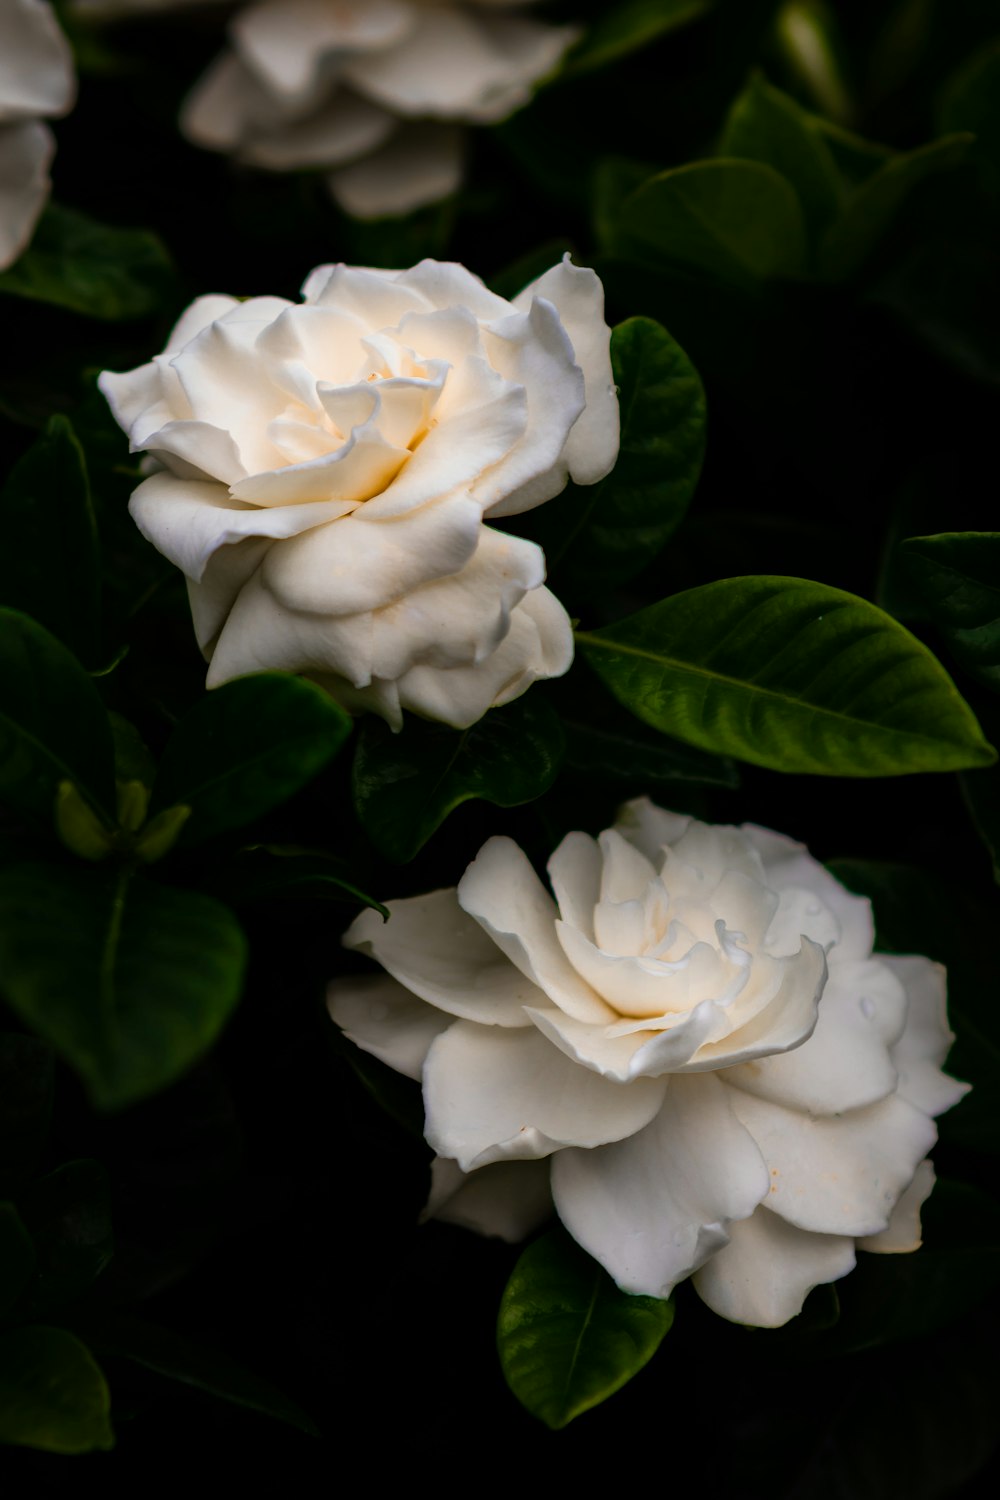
{"left": 0, "top": 1203, "right": 35, "bottom": 1319}
{"left": 19, "top": 1161, "right": 113, "bottom": 1318}
{"left": 562, "top": 719, "right": 739, "bottom": 788}
{"left": 203, "top": 847, "right": 388, "bottom": 918}
{"left": 109, "top": 712, "right": 157, "bottom": 789}
{"left": 938, "top": 40, "right": 1000, "bottom": 180}
{"left": 819, "top": 134, "right": 974, "bottom": 280}
{"left": 0, "top": 203, "right": 174, "bottom": 321}
{"left": 0, "top": 417, "right": 100, "bottom": 666}
{"left": 68, "top": 1309, "right": 317, "bottom": 1436}
{"left": 497, "top": 1227, "right": 673, "bottom": 1429}
{"left": 529, "top": 318, "right": 706, "bottom": 591}
{"left": 577, "top": 576, "right": 996, "bottom": 776}
{"left": 0, "top": 1325, "right": 113, "bottom": 1453}
{"left": 604, "top": 159, "right": 807, "bottom": 288}
{"left": 150, "top": 674, "right": 351, "bottom": 848}
{"left": 902, "top": 533, "right": 1000, "bottom": 692}
{"left": 592, "top": 156, "right": 660, "bottom": 252}
{"left": 719, "top": 73, "right": 844, "bottom": 244}
{"left": 0, "top": 864, "right": 247, "bottom": 1110}
{"left": 353, "top": 695, "right": 565, "bottom": 863}
{"left": 562, "top": 0, "right": 712, "bottom": 78}
{"left": 0, "top": 608, "right": 116, "bottom": 830}
{"left": 0, "top": 1035, "right": 53, "bottom": 1197}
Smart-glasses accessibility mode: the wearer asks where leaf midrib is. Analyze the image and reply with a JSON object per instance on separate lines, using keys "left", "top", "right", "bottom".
{"left": 576, "top": 630, "right": 981, "bottom": 754}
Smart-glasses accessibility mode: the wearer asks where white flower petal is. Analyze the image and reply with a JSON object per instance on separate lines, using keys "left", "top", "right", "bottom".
{"left": 881, "top": 955, "right": 970, "bottom": 1115}
{"left": 0, "top": 0, "right": 75, "bottom": 123}
{"left": 206, "top": 570, "right": 375, "bottom": 686}
{"left": 240, "top": 90, "right": 396, "bottom": 171}
{"left": 182, "top": 51, "right": 281, "bottom": 154}
{"left": 327, "top": 121, "right": 464, "bottom": 220}
{"left": 512, "top": 257, "right": 618, "bottom": 488}
{"left": 232, "top": 0, "right": 414, "bottom": 102}
{"left": 361, "top": 354, "right": 527, "bottom": 519}
{"left": 391, "top": 582, "right": 573, "bottom": 728}
{"left": 728, "top": 1086, "right": 939, "bottom": 1237}
{"left": 614, "top": 797, "right": 692, "bottom": 864}
{"left": 343, "top": 6, "right": 531, "bottom": 122}
{"left": 546, "top": 832, "right": 602, "bottom": 942}
{"left": 551, "top": 1074, "right": 769, "bottom": 1299}
{"left": 421, "top": 1156, "right": 553, "bottom": 1242}
{"left": 260, "top": 493, "right": 482, "bottom": 619}
{"left": 327, "top": 971, "right": 451, "bottom": 1081}
{"left": 725, "top": 958, "right": 907, "bottom": 1115}
{"left": 858, "top": 1158, "right": 936, "bottom": 1253}
{"left": 0, "top": 120, "right": 52, "bottom": 270}
{"left": 187, "top": 536, "right": 271, "bottom": 655}
{"left": 526, "top": 999, "right": 726, "bottom": 1081}
{"left": 424, "top": 1020, "right": 666, "bottom": 1171}
{"left": 369, "top": 525, "right": 544, "bottom": 677}
{"left": 686, "top": 938, "right": 827, "bottom": 1071}
{"left": 343, "top": 889, "right": 538, "bottom": 1027}
{"left": 693, "top": 1205, "right": 856, "bottom": 1327}
{"left": 127, "top": 473, "right": 355, "bottom": 582}
{"left": 458, "top": 837, "right": 613, "bottom": 1024}
{"left": 744, "top": 823, "right": 875, "bottom": 960}
{"left": 475, "top": 298, "right": 585, "bottom": 515}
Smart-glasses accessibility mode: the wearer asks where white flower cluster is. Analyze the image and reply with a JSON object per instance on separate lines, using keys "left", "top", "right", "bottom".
{"left": 331, "top": 798, "right": 967, "bottom": 1326}
{"left": 0, "top": 0, "right": 75, "bottom": 269}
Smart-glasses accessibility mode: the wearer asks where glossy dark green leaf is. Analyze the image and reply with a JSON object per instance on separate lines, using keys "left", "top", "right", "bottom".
{"left": 0, "top": 1325, "right": 113, "bottom": 1453}
{"left": 562, "top": 719, "right": 738, "bottom": 787}
{"left": 902, "top": 532, "right": 1000, "bottom": 691}
{"left": 69, "top": 1309, "right": 317, "bottom": 1436}
{"left": 150, "top": 674, "right": 351, "bottom": 847}
{"left": 0, "top": 1035, "right": 53, "bottom": 1197}
{"left": 592, "top": 156, "right": 660, "bottom": 251}
{"left": 530, "top": 318, "right": 706, "bottom": 591}
{"left": 0, "top": 864, "right": 247, "bottom": 1110}
{"left": 577, "top": 576, "right": 996, "bottom": 776}
{"left": 827, "top": 859, "right": 1000, "bottom": 1153}
{"left": 562, "top": 0, "right": 711, "bottom": 77}
{"left": 19, "top": 1161, "right": 113, "bottom": 1317}
{"left": 0, "top": 203, "right": 174, "bottom": 320}
{"left": 0, "top": 1203, "right": 35, "bottom": 1319}
{"left": 203, "top": 846, "right": 388, "bottom": 918}
{"left": 0, "top": 608, "right": 116, "bottom": 829}
{"left": 328, "top": 1025, "right": 425, "bottom": 1140}
{"left": 719, "top": 73, "right": 844, "bottom": 244}
{"left": 813, "top": 118, "right": 893, "bottom": 188}
{"left": 605, "top": 159, "right": 807, "bottom": 288}
{"left": 353, "top": 694, "right": 565, "bottom": 863}
{"left": 819, "top": 135, "right": 974, "bottom": 280}
{"left": 0, "top": 417, "right": 100, "bottom": 666}
{"left": 498, "top": 1227, "right": 673, "bottom": 1429}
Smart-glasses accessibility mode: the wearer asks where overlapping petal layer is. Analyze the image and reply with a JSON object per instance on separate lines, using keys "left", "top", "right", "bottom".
{"left": 0, "top": 0, "right": 75, "bottom": 269}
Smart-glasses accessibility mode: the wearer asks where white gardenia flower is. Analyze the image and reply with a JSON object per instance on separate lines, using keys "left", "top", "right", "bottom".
{"left": 330, "top": 798, "right": 969, "bottom": 1327}
{"left": 100, "top": 255, "right": 618, "bottom": 729}
{"left": 85, "top": 0, "right": 577, "bottom": 218}
{"left": 0, "top": 0, "right": 75, "bottom": 269}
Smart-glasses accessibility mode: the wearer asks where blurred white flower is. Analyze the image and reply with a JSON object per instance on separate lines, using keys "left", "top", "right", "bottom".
{"left": 100, "top": 255, "right": 618, "bottom": 729}
{"left": 331, "top": 798, "right": 968, "bottom": 1326}
{"left": 0, "top": 0, "right": 75, "bottom": 269}
{"left": 77, "top": 0, "right": 578, "bottom": 217}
